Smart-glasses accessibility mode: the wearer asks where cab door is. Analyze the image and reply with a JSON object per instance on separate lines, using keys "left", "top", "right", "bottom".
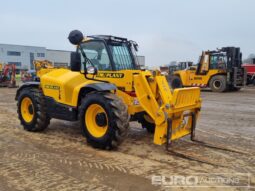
{"left": 189, "top": 53, "right": 210, "bottom": 86}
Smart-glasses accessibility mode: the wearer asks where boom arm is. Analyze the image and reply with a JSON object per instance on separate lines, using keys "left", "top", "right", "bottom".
{"left": 134, "top": 72, "right": 201, "bottom": 145}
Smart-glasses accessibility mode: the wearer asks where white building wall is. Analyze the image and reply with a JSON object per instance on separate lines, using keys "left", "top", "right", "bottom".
{"left": 137, "top": 56, "right": 145, "bottom": 66}
{"left": 46, "top": 49, "right": 71, "bottom": 67}
{"left": 0, "top": 44, "right": 46, "bottom": 70}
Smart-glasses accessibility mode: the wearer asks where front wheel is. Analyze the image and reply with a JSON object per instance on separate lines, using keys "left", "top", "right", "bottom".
{"left": 137, "top": 112, "right": 155, "bottom": 133}
{"left": 17, "top": 88, "right": 50, "bottom": 131}
{"left": 209, "top": 75, "right": 227, "bottom": 92}
{"left": 79, "top": 92, "right": 130, "bottom": 150}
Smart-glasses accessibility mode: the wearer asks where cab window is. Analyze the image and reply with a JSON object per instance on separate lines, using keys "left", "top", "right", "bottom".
{"left": 80, "top": 41, "right": 112, "bottom": 71}
{"left": 210, "top": 54, "right": 227, "bottom": 69}
{"left": 109, "top": 43, "right": 135, "bottom": 70}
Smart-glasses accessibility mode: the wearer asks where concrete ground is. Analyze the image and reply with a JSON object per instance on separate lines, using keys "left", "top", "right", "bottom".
{"left": 0, "top": 87, "right": 254, "bottom": 191}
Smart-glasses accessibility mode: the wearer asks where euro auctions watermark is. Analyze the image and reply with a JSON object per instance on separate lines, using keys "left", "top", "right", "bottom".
{"left": 152, "top": 173, "right": 252, "bottom": 188}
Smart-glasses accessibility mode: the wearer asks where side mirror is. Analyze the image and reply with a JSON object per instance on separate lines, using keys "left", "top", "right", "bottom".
{"left": 86, "top": 66, "right": 98, "bottom": 75}
{"left": 70, "top": 52, "right": 81, "bottom": 72}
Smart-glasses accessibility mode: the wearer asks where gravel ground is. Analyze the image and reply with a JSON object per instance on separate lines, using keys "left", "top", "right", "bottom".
{"left": 0, "top": 87, "right": 254, "bottom": 191}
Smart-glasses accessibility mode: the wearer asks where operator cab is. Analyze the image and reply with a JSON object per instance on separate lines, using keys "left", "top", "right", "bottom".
{"left": 209, "top": 53, "right": 227, "bottom": 70}
{"left": 196, "top": 47, "right": 242, "bottom": 75}
{"left": 68, "top": 30, "right": 140, "bottom": 75}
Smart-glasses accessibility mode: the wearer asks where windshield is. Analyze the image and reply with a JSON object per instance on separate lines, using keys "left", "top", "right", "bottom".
{"left": 108, "top": 43, "right": 135, "bottom": 70}
{"left": 210, "top": 54, "right": 227, "bottom": 69}
{"left": 79, "top": 40, "right": 136, "bottom": 71}
{"left": 79, "top": 41, "right": 112, "bottom": 71}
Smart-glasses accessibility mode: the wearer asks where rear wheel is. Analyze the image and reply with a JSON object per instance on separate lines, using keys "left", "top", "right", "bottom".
{"left": 137, "top": 112, "right": 155, "bottom": 133}
{"left": 17, "top": 88, "right": 50, "bottom": 131}
{"left": 79, "top": 92, "right": 129, "bottom": 150}
{"left": 209, "top": 75, "right": 227, "bottom": 92}
{"left": 170, "top": 75, "right": 182, "bottom": 89}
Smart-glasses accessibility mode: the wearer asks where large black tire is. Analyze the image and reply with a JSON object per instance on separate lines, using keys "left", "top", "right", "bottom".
{"left": 209, "top": 75, "right": 227, "bottom": 92}
{"left": 17, "top": 88, "right": 50, "bottom": 131}
{"left": 170, "top": 75, "right": 182, "bottom": 89}
{"left": 137, "top": 112, "right": 155, "bottom": 133}
{"left": 79, "top": 92, "right": 129, "bottom": 150}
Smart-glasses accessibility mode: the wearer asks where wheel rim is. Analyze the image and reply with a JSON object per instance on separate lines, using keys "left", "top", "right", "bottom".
{"left": 143, "top": 114, "right": 154, "bottom": 124}
{"left": 85, "top": 104, "right": 108, "bottom": 138}
{"left": 21, "top": 97, "right": 34, "bottom": 123}
{"left": 213, "top": 80, "right": 222, "bottom": 89}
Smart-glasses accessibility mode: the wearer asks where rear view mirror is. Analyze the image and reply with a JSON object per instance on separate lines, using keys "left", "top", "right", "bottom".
{"left": 70, "top": 52, "right": 81, "bottom": 72}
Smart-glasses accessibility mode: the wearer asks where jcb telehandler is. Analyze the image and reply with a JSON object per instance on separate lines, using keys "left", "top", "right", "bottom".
{"left": 170, "top": 47, "right": 247, "bottom": 92}
{"left": 15, "top": 30, "right": 201, "bottom": 150}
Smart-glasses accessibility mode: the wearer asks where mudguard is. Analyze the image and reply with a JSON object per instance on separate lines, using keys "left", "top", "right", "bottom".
{"left": 84, "top": 83, "right": 117, "bottom": 91}
{"left": 15, "top": 82, "right": 40, "bottom": 100}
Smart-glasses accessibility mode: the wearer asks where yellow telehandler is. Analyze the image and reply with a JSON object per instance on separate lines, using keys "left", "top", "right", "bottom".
{"left": 15, "top": 30, "right": 201, "bottom": 150}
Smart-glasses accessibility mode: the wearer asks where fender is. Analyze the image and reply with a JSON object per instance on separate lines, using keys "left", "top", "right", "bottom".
{"left": 15, "top": 82, "right": 40, "bottom": 100}
{"left": 77, "top": 82, "right": 117, "bottom": 105}
{"left": 44, "top": 82, "right": 117, "bottom": 121}
{"left": 84, "top": 82, "right": 117, "bottom": 91}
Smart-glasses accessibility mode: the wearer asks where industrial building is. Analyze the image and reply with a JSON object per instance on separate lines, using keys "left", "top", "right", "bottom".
{"left": 0, "top": 43, "right": 145, "bottom": 73}
{"left": 0, "top": 44, "right": 71, "bottom": 73}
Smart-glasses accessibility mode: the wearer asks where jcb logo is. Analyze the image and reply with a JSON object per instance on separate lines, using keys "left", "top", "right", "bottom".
{"left": 44, "top": 85, "right": 60, "bottom": 90}
{"left": 96, "top": 73, "right": 124, "bottom": 78}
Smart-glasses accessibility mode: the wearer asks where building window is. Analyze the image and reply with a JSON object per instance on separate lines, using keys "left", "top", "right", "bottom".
{"left": 7, "top": 51, "right": 21, "bottom": 56}
{"left": 37, "top": 53, "right": 45, "bottom": 57}
{"left": 8, "top": 62, "right": 22, "bottom": 67}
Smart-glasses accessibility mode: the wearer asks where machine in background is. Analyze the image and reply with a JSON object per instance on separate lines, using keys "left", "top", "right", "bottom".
{"left": 0, "top": 63, "right": 16, "bottom": 88}
{"left": 170, "top": 47, "right": 247, "bottom": 92}
{"left": 242, "top": 58, "right": 255, "bottom": 85}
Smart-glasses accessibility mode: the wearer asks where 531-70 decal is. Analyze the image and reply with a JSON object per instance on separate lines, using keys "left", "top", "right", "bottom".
{"left": 44, "top": 85, "right": 60, "bottom": 90}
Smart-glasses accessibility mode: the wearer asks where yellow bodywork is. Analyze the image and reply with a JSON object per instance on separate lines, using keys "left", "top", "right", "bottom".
{"left": 40, "top": 68, "right": 201, "bottom": 145}
{"left": 175, "top": 69, "right": 226, "bottom": 86}
{"left": 173, "top": 51, "right": 227, "bottom": 87}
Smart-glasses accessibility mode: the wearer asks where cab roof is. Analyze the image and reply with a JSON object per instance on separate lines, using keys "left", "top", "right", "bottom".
{"left": 88, "top": 35, "right": 128, "bottom": 42}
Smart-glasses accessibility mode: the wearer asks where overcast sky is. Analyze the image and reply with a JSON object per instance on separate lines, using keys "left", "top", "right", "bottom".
{"left": 0, "top": 0, "right": 254, "bottom": 66}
